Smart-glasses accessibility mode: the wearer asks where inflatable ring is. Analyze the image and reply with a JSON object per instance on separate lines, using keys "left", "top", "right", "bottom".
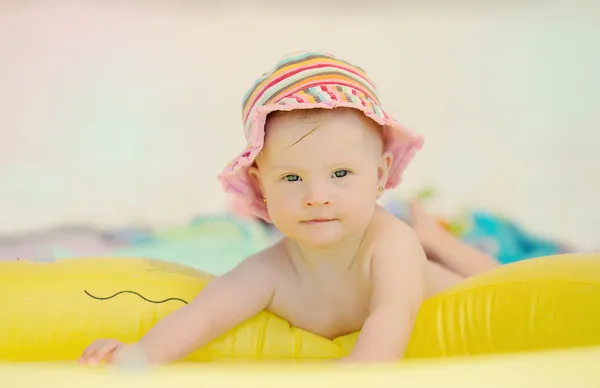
{"left": 1, "top": 253, "right": 600, "bottom": 362}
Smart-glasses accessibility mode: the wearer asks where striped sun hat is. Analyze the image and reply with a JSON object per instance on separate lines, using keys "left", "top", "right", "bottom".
{"left": 218, "top": 51, "right": 424, "bottom": 222}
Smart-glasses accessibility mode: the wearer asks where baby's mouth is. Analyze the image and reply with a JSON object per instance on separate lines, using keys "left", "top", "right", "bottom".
{"left": 301, "top": 218, "right": 337, "bottom": 225}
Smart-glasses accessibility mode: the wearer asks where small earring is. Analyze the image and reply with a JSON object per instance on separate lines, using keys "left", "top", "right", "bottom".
{"left": 262, "top": 197, "right": 267, "bottom": 203}
{"left": 378, "top": 186, "right": 384, "bottom": 192}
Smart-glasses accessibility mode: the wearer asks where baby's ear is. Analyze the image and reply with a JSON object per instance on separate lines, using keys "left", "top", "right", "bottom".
{"left": 377, "top": 151, "right": 394, "bottom": 188}
{"left": 247, "top": 165, "right": 264, "bottom": 194}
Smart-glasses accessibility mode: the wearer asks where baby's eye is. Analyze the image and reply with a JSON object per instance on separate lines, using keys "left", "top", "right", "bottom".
{"left": 332, "top": 169, "right": 350, "bottom": 178}
{"left": 283, "top": 174, "right": 301, "bottom": 182}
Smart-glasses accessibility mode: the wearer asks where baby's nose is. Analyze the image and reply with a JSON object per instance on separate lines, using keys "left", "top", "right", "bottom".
{"left": 304, "top": 184, "right": 331, "bottom": 207}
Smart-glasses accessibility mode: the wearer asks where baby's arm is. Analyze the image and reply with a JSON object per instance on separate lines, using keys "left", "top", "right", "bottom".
{"left": 344, "top": 221, "right": 427, "bottom": 362}
{"left": 82, "top": 254, "right": 276, "bottom": 365}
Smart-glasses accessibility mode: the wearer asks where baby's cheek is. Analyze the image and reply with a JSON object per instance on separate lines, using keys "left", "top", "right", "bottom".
{"left": 345, "top": 186, "right": 372, "bottom": 204}
{"left": 269, "top": 192, "right": 299, "bottom": 215}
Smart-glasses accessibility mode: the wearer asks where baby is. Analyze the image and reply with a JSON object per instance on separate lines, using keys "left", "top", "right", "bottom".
{"left": 79, "top": 51, "right": 498, "bottom": 365}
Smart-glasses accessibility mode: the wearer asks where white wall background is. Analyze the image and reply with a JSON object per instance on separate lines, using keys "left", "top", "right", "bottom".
{"left": 1, "top": 1, "right": 598, "bottom": 249}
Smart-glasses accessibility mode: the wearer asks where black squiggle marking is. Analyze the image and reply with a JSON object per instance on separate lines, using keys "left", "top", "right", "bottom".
{"left": 84, "top": 290, "right": 188, "bottom": 305}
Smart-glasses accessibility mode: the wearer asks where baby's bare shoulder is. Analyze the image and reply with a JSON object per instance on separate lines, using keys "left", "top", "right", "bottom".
{"left": 368, "top": 206, "right": 419, "bottom": 245}
{"left": 236, "top": 240, "right": 291, "bottom": 280}
{"left": 353, "top": 207, "right": 424, "bottom": 276}
{"left": 363, "top": 206, "right": 426, "bottom": 272}
{"left": 239, "top": 242, "right": 281, "bottom": 269}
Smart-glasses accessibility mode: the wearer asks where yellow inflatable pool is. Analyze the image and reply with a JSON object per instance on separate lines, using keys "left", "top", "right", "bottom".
{"left": 1, "top": 253, "right": 600, "bottom": 387}
{"left": 1, "top": 252, "right": 600, "bottom": 362}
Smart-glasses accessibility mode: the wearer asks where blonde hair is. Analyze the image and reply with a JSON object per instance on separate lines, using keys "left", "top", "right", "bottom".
{"left": 266, "top": 107, "right": 382, "bottom": 143}
{"left": 267, "top": 107, "right": 381, "bottom": 130}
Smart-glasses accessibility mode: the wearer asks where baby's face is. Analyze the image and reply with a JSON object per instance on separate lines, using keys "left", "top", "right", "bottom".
{"left": 250, "top": 109, "right": 391, "bottom": 246}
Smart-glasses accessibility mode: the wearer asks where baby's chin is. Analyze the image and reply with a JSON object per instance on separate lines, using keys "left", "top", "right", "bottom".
{"left": 292, "top": 221, "right": 350, "bottom": 246}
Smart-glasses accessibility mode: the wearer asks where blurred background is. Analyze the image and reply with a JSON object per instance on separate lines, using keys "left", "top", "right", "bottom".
{"left": 1, "top": 1, "right": 598, "bottom": 272}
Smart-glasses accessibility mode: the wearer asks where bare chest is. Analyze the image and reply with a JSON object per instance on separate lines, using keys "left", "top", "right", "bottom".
{"left": 269, "top": 274, "right": 372, "bottom": 340}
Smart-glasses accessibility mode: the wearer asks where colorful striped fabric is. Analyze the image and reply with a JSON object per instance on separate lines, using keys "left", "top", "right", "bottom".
{"left": 240, "top": 52, "right": 385, "bottom": 138}
{"left": 218, "top": 51, "right": 424, "bottom": 223}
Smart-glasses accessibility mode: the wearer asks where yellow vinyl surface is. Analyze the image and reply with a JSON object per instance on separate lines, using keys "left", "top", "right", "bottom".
{"left": 3, "top": 346, "right": 600, "bottom": 388}
{"left": 1, "top": 253, "right": 599, "bottom": 362}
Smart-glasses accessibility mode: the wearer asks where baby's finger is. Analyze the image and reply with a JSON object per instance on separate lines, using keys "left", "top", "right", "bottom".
{"left": 80, "top": 340, "right": 120, "bottom": 364}
{"left": 93, "top": 340, "right": 122, "bottom": 363}
{"left": 105, "top": 344, "right": 129, "bottom": 364}
{"left": 79, "top": 340, "right": 104, "bottom": 363}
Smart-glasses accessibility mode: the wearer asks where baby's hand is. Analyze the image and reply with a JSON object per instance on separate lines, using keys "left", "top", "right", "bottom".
{"left": 79, "top": 338, "right": 126, "bottom": 365}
